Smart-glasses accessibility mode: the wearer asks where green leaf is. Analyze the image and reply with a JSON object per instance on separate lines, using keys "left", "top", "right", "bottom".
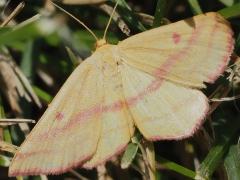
{"left": 235, "top": 33, "right": 240, "bottom": 53}
{"left": 153, "top": 0, "right": 168, "bottom": 27}
{"left": 65, "top": 46, "right": 80, "bottom": 67}
{"left": 121, "top": 132, "right": 142, "bottom": 169}
{"left": 156, "top": 156, "right": 196, "bottom": 179}
{"left": 219, "top": 0, "right": 234, "bottom": 6}
{"left": 0, "top": 27, "right": 11, "bottom": 35}
{"left": 218, "top": 3, "right": 240, "bottom": 19}
{"left": 0, "top": 155, "right": 11, "bottom": 167}
{"left": 196, "top": 115, "right": 240, "bottom": 179}
{"left": 0, "top": 14, "right": 60, "bottom": 46}
{"left": 187, "top": 0, "right": 203, "bottom": 15}
{"left": 0, "top": 15, "right": 40, "bottom": 46}
{"left": 0, "top": 96, "right": 12, "bottom": 144}
{"left": 0, "top": 95, "right": 5, "bottom": 118}
{"left": 121, "top": 143, "right": 139, "bottom": 169}
{"left": 20, "top": 40, "right": 36, "bottom": 117}
{"left": 21, "top": 40, "right": 34, "bottom": 78}
{"left": 33, "top": 86, "right": 53, "bottom": 103}
{"left": 224, "top": 144, "right": 240, "bottom": 180}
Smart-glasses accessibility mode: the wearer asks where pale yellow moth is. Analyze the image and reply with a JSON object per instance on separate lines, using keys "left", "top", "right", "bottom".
{"left": 8, "top": 2, "right": 234, "bottom": 176}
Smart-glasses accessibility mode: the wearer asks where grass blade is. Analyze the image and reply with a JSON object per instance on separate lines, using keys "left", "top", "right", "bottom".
{"left": 121, "top": 143, "right": 139, "bottom": 169}
{"left": 187, "top": 0, "right": 203, "bottom": 15}
{"left": 218, "top": 3, "right": 240, "bottom": 18}
{"left": 156, "top": 156, "right": 196, "bottom": 179}
{"left": 33, "top": 86, "right": 53, "bottom": 103}
{"left": 196, "top": 114, "right": 240, "bottom": 179}
{"left": 0, "top": 155, "right": 11, "bottom": 167}
{"left": 219, "top": 0, "right": 234, "bottom": 7}
{"left": 153, "top": 0, "right": 168, "bottom": 27}
{"left": 0, "top": 14, "right": 61, "bottom": 46}
{"left": 224, "top": 144, "right": 240, "bottom": 180}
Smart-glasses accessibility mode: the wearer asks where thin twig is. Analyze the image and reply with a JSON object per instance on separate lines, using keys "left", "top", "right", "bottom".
{"left": 210, "top": 94, "right": 240, "bottom": 102}
{"left": 0, "top": 1, "right": 25, "bottom": 27}
{"left": 130, "top": 163, "right": 146, "bottom": 177}
{"left": 69, "top": 169, "right": 90, "bottom": 180}
{"left": 0, "top": 118, "right": 36, "bottom": 123}
{"left": 208, "top": 86, "right": 231, "bottom": 115}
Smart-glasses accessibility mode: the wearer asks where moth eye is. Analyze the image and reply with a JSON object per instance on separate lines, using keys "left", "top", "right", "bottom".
{"left": 172, "top": 32, "right": 181, "bottom": 44}
{"left": 55, "top": 112, "right": 64, "bottom": 121}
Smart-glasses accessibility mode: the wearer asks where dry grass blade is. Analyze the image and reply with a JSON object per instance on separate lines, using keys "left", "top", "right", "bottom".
{"left": 0, "top": 53, "right": 41, "bottom": 114}
{"left": 0, "top": 118, "right": 35, "bottom": 127}
{"left": 0, "top": 2, "right": 25, "bottom": 27}
{"left": 13, "top": 64, "right": 42, "bottom": 108}
{"left": 211, "top": 94, "right": 240, "bottom": 102}
{"left": 69, "top": 169, "right": 90, "bottom": 180}
{"left": 99, "top": 4, "right": 130, "bottom": 36}
{"left": 97, "top": 165, "right": 113, "bottom": 180}
{"left": 208, "top": 85, "right": 231, "bottom": 115}
{"left": 37, "top": 68, "right": 55, "bottom": 87}
{"left": 136, "top": 13, "right": 154, "bottom": 26}
{"left": 0, "top": 140, "right": 18, "bottom": 153}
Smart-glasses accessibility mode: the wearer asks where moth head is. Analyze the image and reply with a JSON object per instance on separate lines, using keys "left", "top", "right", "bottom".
{"left": 50, "top": 0, "right": 119, "bottom": 48}
{"left": 95, "top": 39, "right": 107, "bottom": 49}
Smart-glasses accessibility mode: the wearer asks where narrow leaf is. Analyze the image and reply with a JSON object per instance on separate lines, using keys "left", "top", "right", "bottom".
{"left": 65, "top": 46, "right": 82, "bottom": 67}
{"left": 33, "top": 86, "right": 53, "bottom": 103}
{"left": 235, "top": 33, "right": 240, "bottom": 53}
{"left": 224, "top": 144, "right": 240, "bottom": 180}
{"left": 187, "top": 0, "right": 203, "bottom": 15}
{"left": 156, "top": 156, "right": 196, "bottom": 179}
{"left": 0, "top": 155, "right": 11, "bottom": 167}
{"left": 196, "top": 115, "right": 240, "bottom": 179}
{"left": 218, "top": 3, "right": 240, "bottom": 19}
{"left": 219, "top": 0, "right": 234, "bottom": 7}
{"left": 0, "top": 14, "right": 61, "bottom": 46}
{"left": 121, "top": 143, "right": 139, "bottom": 169}
{"left": 153, "top": 0, "right": 168, "bottom": 27}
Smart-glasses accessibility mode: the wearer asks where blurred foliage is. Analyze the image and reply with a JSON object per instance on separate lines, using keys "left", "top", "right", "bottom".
{"left": 0, "top": 0, "right": 240, "bottom": 180}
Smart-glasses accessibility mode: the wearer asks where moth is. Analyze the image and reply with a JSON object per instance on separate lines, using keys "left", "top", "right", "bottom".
{"left": 8, "top": 9, "right": 234, "bottom": 176}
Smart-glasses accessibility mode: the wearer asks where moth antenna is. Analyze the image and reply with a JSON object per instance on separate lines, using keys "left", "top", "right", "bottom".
{"left": 49, "top": 0, "right": 99, "bottom": 41}
{"left": 103, "top": 0, "right": 119, "bottom": 40}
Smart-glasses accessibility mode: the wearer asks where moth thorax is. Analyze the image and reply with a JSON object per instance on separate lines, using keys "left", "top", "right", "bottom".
{"left": 96, "top": 39, "right": 107, "bottom": 48}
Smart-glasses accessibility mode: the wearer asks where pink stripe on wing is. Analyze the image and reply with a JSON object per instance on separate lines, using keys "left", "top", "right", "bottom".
{"left": 9, "top": 154, "right": 92, "bottom": 176}
{"left": 56, "top": 112, "right": 64, "bottom": 121}
{"left": 154, "top": 21, "right": 203, "bottom": 77}
{"left": 172, "top": 32, "right": 181, "bottom": 44}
